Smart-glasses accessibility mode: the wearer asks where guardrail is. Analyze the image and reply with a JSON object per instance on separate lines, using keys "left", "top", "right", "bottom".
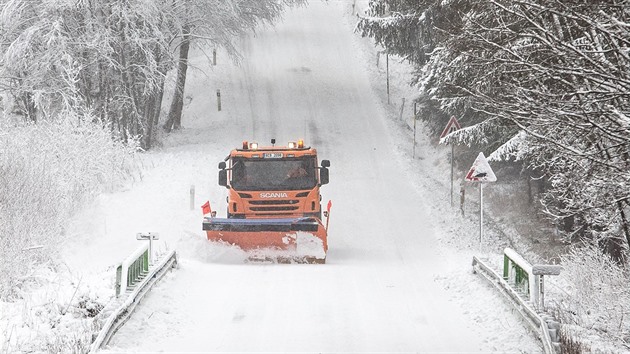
{"left": 472, "top": 254, "right": 559, "bottom": 354}
{"left": 115, "top": 244, "right": 150, "bottom": 296}
{"left": 89, "top": 249, "right": 178, "bottom": 353}
{"left": 503, "top": 248, "right": 562, "bottom": 310}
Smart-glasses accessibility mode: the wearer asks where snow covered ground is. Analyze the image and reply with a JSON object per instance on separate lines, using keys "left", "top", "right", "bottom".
{"left": 3, "top": 1, "right": 543, "bottom": 352}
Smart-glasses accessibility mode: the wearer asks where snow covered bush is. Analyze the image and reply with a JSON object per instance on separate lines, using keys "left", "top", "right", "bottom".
{"left": 0, "top": 118, "right": 139, "bottom": 301}
{"left": 552, "top": 242, "right": 630, "bottom": 351}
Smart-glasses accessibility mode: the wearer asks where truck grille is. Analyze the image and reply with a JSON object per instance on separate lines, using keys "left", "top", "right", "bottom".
{"left": 249, "top": 200, "right": 299, "bottom": 205}
{"left": 248, "top": 199, "right": 300, "bottom": 212}
{"left": 250, "top": 206, "right": 300, "bottom": 212}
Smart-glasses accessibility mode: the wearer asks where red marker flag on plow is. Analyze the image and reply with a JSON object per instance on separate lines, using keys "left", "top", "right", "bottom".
{"left": 201, "top": 201, "right": 212, "bottom": 215}
{"left": 325, "top": 200, "right": 332, "bottom": 231}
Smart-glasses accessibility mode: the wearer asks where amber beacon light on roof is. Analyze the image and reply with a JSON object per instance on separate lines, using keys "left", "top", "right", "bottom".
{"left": 241, "top": 139, "right": 305, "bottom": 150}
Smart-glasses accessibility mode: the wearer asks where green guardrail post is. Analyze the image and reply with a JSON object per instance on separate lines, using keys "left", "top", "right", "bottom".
{"left": 116, "top": 265, "right": 122, "bottom": 297}
{"left": 503, "top": 254, "right": 509, "bottom": 279}
{"left": 115, "top": 245, "right": 152, "bottom": 296}
{"left": 505, "top": 253, "right": 532, "bottom": 299}
{"left": 125, "top": 249, "right": 150, "bottom": 289}
{"left": 143, "top": 249, "right": 149, "bottom": 272}
{"left": 131, "top": 258, "right": 137, "bottom": 287}
{"left": 128, "top": 262, "right": 133, "bottom": 288}
{"left": 510, "top": 264, "right": 530, "bottom": 298}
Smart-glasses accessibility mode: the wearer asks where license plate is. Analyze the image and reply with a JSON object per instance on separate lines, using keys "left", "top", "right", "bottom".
{"left": 263, "top": 153, "right": 283, "bottom": 158}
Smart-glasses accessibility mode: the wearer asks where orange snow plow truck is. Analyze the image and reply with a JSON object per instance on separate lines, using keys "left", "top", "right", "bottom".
{"left": 203, "top": 139, "right": 331, "bottom": 263}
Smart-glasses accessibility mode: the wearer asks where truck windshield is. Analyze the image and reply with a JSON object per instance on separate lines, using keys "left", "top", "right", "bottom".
{"left": 230, "top": 157, "right": 317, "bottom": 191}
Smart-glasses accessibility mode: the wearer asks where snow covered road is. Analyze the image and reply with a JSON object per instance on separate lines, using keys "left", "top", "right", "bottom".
{"left": 84, "top": 1, "right": 541, "bottom": 352}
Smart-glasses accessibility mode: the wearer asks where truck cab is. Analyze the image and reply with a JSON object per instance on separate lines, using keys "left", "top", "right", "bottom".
{"left": 218, "top": 139, "right": 330, "bottom": 220}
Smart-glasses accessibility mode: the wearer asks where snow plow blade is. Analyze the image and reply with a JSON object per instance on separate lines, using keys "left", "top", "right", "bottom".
{"left": 202, "top": 217, "right": 328, "bottom": 263}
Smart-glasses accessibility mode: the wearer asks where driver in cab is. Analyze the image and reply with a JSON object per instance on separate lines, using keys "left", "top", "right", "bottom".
{"left": 287, "top": 164, "right": 308, "bottom": 178}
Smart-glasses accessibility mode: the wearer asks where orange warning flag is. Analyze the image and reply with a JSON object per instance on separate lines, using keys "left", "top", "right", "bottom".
{"left": 201, "top": 201, "right": 211, "bottom": 215}
{"left": 325, "top": 200, "right": 332, "bottom": 230}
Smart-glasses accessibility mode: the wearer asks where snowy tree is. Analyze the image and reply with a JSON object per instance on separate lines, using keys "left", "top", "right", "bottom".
{"left": 162, "top": 0, "right": 305, "bottom": 132}
{"left": 358, "top": 0, "right": 630, "bottom": 262}
{"left": 0, "top": 0, "right": 84, "bottom": 121}
{"left": 0, "top": 0, "right": 303, "bottom": 147}
{"left": 458, "top": 0, "right": 630, "bottom": 260}
{"left": 0, "top": 0, "right": 176, "bottom": 149}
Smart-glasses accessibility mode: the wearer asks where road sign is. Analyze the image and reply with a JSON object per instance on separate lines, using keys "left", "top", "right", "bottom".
{"left": 440, "top": 116, "right": 462, "bottom": 206}
{"left": 465, "top": 152, "right": 496, "bottom": 249}
{"left": 440, "top": 116, "right": 462, "bottom": 139}
{"left": 465, "top": 152, "right": 497, "bottom": 182}
{"left": 137, "top": 232, "right": 159, "bottom": 265}
{"left": 136, "top": 232, "right": 160, "bottom": 240}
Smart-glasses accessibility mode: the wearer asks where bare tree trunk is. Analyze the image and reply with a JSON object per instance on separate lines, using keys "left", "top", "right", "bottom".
{"left": 20, "top": 91, "right": 37, "bottom": 122}
{"left": 145, "top": 65, "right": 167, "bottom": 149}
{"left": 164, "top": 26, "right": 190, "bottom": 133}
{"left": 617, "top": 200, "right": 630, "bottom": 265}
{"left": 151, "top": 84, "right": 166, "bottom": 143}
{"left": 144, "top": 94, "right": 156, "bottom": 150}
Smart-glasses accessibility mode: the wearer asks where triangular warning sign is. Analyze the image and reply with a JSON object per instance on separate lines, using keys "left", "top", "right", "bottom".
{"left": 440, "top": 116, "right": 462, "bottom": 139}
{"left": 465, "top": 152, "right": 497, "bottom": 182}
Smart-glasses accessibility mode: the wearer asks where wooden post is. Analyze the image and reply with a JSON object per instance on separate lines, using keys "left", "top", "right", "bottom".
{"left": 213, "top": 48, "right": 217, "bottom": 65}
{"left": 460, "top": 182, "right": 465, "bottom": 216}
{"left": 386, "top": 54, "right": 390, "bottom": 104}
{"left": 413, "top": 102, "right": 417, "bottom": 159}
{"left": 216, "top": 90, "right": 221, "bottom": 111}
{"left": 399, "top": 97, "right": 405, "bottom": 120}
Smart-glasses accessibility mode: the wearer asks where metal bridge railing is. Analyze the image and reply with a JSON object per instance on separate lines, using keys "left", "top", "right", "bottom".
{"left": 90, "top": 249, "right": 177, "bottom": 353}
{"left": 115, "top": 244, "right": 150, "bottom": 297}
{"left": 473, "top": 249, "right": 561, "bottom": 354}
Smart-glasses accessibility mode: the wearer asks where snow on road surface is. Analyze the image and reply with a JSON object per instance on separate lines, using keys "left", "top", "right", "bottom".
{"left": 66, "top": 1, "right": 541, "bottom": 352}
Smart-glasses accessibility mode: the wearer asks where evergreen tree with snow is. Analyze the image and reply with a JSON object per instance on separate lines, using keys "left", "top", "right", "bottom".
{"left": 358, "top": 0, "right": 630, "bottom": 262}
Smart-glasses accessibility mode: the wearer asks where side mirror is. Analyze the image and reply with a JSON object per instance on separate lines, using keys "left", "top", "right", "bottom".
{"left": 218, "top": 169, "right": 227, "bottom": 187}
{"left": 218, "top": 161, "right": 226, "bottom": 169}
{"left": 320, "top": 167, "right": 329, "bottom": 185}
{"left": 321, "top": 160, "right": 330, "bottom": 168}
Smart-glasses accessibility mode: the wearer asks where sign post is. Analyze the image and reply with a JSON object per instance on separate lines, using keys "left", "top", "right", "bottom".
{"left": 440, "top": 116, "right": 462, "bottom": 206}
{"left": 136, "top": 232, "right": 160, "bottom": 265}
{"left": 386, "top": 54, "right": 390, "bottom": 104}
{"left": 413, "top": 102, "right": 418, "bottom": 159}
{"left": 465, "top": 152, "right": 497, "bottom": 247}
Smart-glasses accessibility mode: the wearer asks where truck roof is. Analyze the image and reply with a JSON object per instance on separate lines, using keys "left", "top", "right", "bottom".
{"left": 230, "top": 140, "right": 318, "bottom": 158}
